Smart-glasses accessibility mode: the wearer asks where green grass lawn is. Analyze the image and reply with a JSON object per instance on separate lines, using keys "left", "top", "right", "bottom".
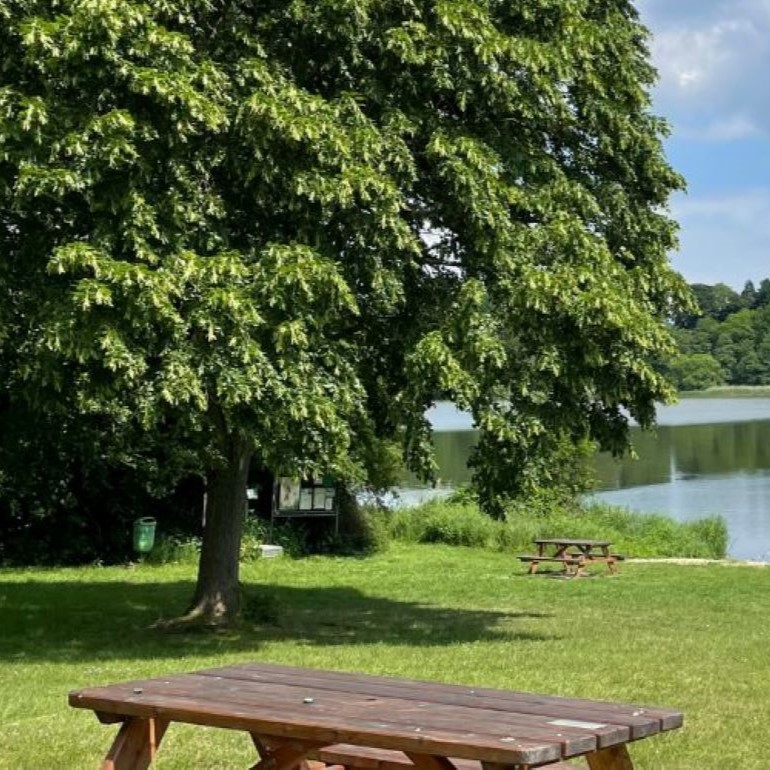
{"left": 1, "top": 544, "right": 767, "bottom": 769}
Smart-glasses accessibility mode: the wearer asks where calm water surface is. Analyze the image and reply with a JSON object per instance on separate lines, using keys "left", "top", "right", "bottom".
{"left": 409, "top": 399, "right": 770, "bottom": 561}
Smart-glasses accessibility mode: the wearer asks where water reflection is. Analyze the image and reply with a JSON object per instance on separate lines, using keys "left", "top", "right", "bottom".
{"left": 406, "top": 402, "right": 770, "bottom": 561}
{"left": 433, "top": 431, "right": 476, "bottom": 487}
{"left": 592, "top": 421, "right": 770, "bottom": 560}
{"left": 430, "top": 419, "right": 770, "bottom": 493}
{"left": 594, "top": 421, "right": 770, "bottom": 490}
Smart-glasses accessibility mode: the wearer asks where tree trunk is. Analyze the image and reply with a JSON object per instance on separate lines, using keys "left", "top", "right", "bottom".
{"left": 185, "top": 437, "right": 252, "bottom": 626}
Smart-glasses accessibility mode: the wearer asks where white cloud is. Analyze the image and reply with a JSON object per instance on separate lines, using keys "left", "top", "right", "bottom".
{"left": 651, "top": 18, "right": 758, "bottom": 93}
{"left": 639, "top": 0, "right": 770, "bottom": 137}
{"left": 633, "top": 3, "right": 770, "bottom": 287}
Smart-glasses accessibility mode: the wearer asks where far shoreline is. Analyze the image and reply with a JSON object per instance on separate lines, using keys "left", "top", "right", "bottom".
{"left": 679, "top": 385, "right": 770, "bottom": 398}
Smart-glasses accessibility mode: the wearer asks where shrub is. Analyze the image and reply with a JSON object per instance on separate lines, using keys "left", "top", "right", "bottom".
{"left": 381, "top": 499, "right": 500, "bottom": 548}
{"left": 329, "top": 489, "right": 389, "bottom": 554}
{"left": 419, "top": 503, "right": 498, "bottom": 547}
{"left": 144, "top": 534, "right": 201, "bottom": 565}
{"left": 243, "top": 516, "right": 308, "bottom": 558}
{"left": 687, "top": 516, "right": 729, "bottom": 559}
{"left": 381, "top": 496, "right": 728, "bottom": 559}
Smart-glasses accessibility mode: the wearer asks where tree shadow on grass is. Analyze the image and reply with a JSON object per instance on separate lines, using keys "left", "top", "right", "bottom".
{"left": 0, "top": 578, "right": 557, "bottom": 663}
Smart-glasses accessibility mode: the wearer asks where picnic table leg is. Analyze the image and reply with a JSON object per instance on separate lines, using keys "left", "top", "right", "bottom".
{"left": 599, "top": 546, "right": 618, "bottom": 575}
{"left": 100, "top": 717, "right": 168, "bottom": 770}
{"left": 250, "top": 734, "right": 331, "bottom": 770}
{"left": 405, "top": 752, "right": 457, "bottom": 770}
{"left": 585, "top": 744, "right": 633, "bottom": 769}
{"left": 561, "top": 554, "right": 585, "bottom": 578}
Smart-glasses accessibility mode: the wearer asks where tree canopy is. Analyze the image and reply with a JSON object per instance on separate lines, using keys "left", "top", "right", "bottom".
{"left": 667, "top": 276, "right": 770, "bottom": 390}
{"left": 1, "top": 0, "right": 688, "bottom": 621}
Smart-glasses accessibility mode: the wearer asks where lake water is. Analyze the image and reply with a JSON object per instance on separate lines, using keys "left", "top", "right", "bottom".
{"left": 406, "top": 399, "right": 770, "bottom": 561}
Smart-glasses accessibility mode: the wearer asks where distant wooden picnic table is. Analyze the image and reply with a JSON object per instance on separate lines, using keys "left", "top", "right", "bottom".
{"left": 519, "top": 539, "right": 625, "bottom": 577}
{"left": 69, "top": 661, "right": 681, "bottom": 769}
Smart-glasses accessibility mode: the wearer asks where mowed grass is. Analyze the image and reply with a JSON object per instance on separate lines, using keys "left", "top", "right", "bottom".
{"left": 1, "top": 545, "right": 768, "bottom": 769}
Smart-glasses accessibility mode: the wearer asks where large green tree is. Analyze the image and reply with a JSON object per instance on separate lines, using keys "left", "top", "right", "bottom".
{"left": 1, "top": 0, "right": 689, "bottom": 623}
{"left": 671, "top": 280, "right": 770, "bottom": 388}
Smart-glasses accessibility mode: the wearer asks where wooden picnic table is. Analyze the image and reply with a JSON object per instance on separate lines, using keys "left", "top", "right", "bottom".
{"left": 69, "top": 661, "right": 682, "bottom": 770}
{"left": 518, "top": 539, "right": 624, "bottom": 577}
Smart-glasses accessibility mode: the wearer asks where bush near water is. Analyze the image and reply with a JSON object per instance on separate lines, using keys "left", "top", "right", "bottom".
{"left": 146, "top": 491, "right": 727, "bottom": 564}
{"left": 380, "top": 493, "right": 727, "bottom": 560}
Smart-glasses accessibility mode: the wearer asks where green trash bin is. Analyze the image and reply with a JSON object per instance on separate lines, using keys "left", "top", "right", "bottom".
{"left": 133, "top": 517, "right": 157, "bottom": 554}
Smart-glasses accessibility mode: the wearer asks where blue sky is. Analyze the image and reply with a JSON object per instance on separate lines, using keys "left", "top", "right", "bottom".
{"left": 637, "top": 0, "right": 770, "bottom": 288}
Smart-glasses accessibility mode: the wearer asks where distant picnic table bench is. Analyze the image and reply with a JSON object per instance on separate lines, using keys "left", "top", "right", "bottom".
{"left": 69, "top": 661, "right": 681, "bottom": 770}
{"left": 518, "top": 539, "right": 625, "bottom": 577}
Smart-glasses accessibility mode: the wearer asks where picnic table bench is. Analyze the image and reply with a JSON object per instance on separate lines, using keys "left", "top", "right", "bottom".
{"left": 518, "top": 539, "right": 625, "bottom": 577}
{"left": 69, "top": 661, "right": 682, "bottom": 770}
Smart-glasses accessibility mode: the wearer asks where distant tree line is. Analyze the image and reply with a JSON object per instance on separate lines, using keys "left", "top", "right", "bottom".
{"left": 664, "top": 279, "right": 770, "bottom": 390}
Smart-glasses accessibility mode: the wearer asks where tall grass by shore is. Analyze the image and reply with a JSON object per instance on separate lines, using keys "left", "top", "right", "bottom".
{"left": 147, "top": 494, "right": 728, "bottom": 565}
{"left": 380, "top": 497, "right": 728, "bottom": 559}
{"left": 148, "top": 496, "right": 728, "bottom": 565}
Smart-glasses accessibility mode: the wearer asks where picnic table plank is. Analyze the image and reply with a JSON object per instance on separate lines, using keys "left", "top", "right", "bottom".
{"left": 521, "top": 539, "right": 622, "bottom": 577}
{"left": 70, "top": 687, "right": 563, "bottom": 766}
{"left": 70, "top": 663, "right": 683, "bottom": 770}
{"left": 534, "top": 540, "right": 610, "bottom": 547}
{"left": 309, "top": 744, "right": 579, "bottom": 770}
{"left": 311, "top": 744, "right": 475, "bottom": 770}
{"left": 198, "top": 663, "right": 680, "bottom": 735}
{"left": 72, "top": 675, "right": 599, "bottom": 758}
